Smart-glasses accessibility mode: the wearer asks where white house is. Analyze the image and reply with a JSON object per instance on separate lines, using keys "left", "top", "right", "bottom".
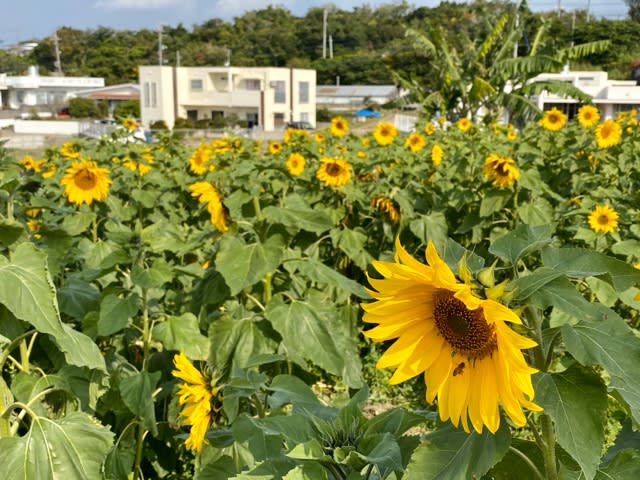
{"left": 73, "top": 83, "right": 140, "bottom": 115}
{"left": 138, "top": 65, "right": 316, "bottom": 131}
{"left": 315, "top": 85, "right": 406, "bottom": 112}
{"left": 531, "top": 68, "right": 640, "bottom": 119}
{"left": 0, "top": 66, "right": 104, "bottom": 111}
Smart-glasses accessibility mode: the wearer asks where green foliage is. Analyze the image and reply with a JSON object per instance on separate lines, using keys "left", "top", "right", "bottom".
{"left": 68, "top": 97, "right": 99, "bottom": 118}
{"left": 113, "top": 100, "right": 140, "bottom": 120}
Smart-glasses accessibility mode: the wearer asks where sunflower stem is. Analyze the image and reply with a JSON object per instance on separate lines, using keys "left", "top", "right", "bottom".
{"left": 263, "top": 272, "right": 273, "bottom": 304}
{"left": 141, "top": 288, "right": 150, "bottom": 372}
{"left": 252, "top": 196, "right": 263, "bottom": 220}
{"left": 132, "top": 424, "right": 147, "bottom": 480}
{"left": 6, "top": 190, "right": 14, "bottom": 222}
{"left": 509, "top": 446, "right": 545, "bottom": 480}
{"left": 524, "top": 306, "right": 546, "bottom": 372}
{"left": 19, "top": 339, "right": 30, "bottom": 373}
{"left": 540, "top": 414, "right": 559, "bottom": 480}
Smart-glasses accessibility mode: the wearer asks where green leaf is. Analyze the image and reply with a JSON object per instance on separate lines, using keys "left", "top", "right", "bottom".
{"left": 562, "top": 312, "right": 640, "bottom": 423}
{"left": 403, "top": 422, "right": 511, "bottom": 480}
{"left": 0, "top": 411, "right": 114, "bottom": 480}
{"left": 409, "top": 211, "right": 448, "bottom": 247}
{"left": 232, "top": 414, "right": 285, "bottom": 461}
{"left": 0, "top": 220, "right": 26, "bottom": 246}
{"left": 119, "top": 371, "right": 161, "bottom": 436}
{"left": 534, "top": 366, "right": 607, "bottom": 479}
{"left": 0, "top": 243, "right": 105, "bottom": 371}
{"left": 130, "top": 258, "right": 173, "bottom": 289}
{"left": 195, "top": 455, "right": 238, "bottom": 480}
{"left": 542, "top": 247, "right": 640, "bottom": 291}
{"left": 62, "top": 210, "right": 96, "bottom": 236}
{"left": 517, "top": 197, "right": 554, "bottom": 226}
{"left": 480, "top": 189, "right": 512, "bottom": 217}
{"left": 509, "top": 268, "right": 565, "bottom": 301}
{"left": 585, "top": 276, "right": 618, "bottom": 307}
{"left": 97, "top": 293, "right": 139, "bottom": 337}
{"left": 57, "top": 278, "right": 100, "bottom": 321}
{"left": 216, "top": 235, "right": 284, "bottom": 295}
{"left": 263, "top": 204, "right": 334, "bottom": 234}
{"left": 153, "top": 312, "right": 209, "bottom": 360}
{"left": 264, "top": 295, "right": 344, "bottom": 378}
{"left": 489, "top": 223, "right": 554, "bottom": 265}
{"left": 528, "top": 276, "right": 598, "bottom": 322}
{"left": 289, "top": 256, "right": 368, "bottom": 298}
{"left": 364, "top": 407, "right": 426, "bottom": 437}
{"left": 595, "top": 449, "right": 640, "bottom": 480}
{"left": 611, "top": 240, "right": 640, "bottom": 257}
{"left": 356, "top": 432, "right": 404, "bottom": 476}
{"left": 330, "top": 227, "right": 374, "bottom": 270}
{"left": 267, "top": 375, "right": 334, "bottom": 419}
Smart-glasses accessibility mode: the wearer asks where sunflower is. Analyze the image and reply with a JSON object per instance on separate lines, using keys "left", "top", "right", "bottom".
{"left": 268, "top": 141, "right": 283, "bottom": 155}
{"left": 316, "top": 157, "right": 352, "bottom": 187}
{"left": 373, "top": 122, "right": 398, "bottom": 146}
{"left": 314, "top": 132, "right": 326, "bottom": 143}
{"left": 189, "top": 144, "right": 213, "bottom": 175}
{"left": 330, "top": 116, "right": 349, "bottom": 137}
{"left": 588, "top": 204, "right": 619, "bottom": 234}
{"left": 361, "top": 137, "right": 370, "bottom": 148}
{"left": 594, "top": 119, "right": 622, "bottom": 149}
{"left": 60, "top": 141, "right": 81, "bottom": 159}
{"left": 424, "top": 122, "right": 436, "bottom": 135}
{"left": 539, "top": 107, "right": 567, "bottom": 131}
{"left": 484, "top": 154, "right": 520, "bottom": 188}
{"left": 576, "top": 105, "right": 600, "bottom": 128}
{"left": 405, "top": 132, "right": 426, "bottom": 153}
{"left": 362, "top": 239, "right": 541, "bottom": 434}
{"left": 286, "top": 152, "right": 305, "bottom": 176}
{"left": 456, "top": 118, "right": 472, "bottom": 132}
{"left": 371, "top": 195, "right": 400, "bottom": 223}
{"left": 122, "top": 117, "right": 139, "bottom": 130}
{"left": 431, "top": 144, "right": 444, "bottom": 166}
{"left": 189, "top": 182, "right": 230, "bottom": 233}
{"left": 284, "top": 127, "right": 308, "bottom": 145}
{"left": 506, "top": 130, "right": 518, "bottom": 141}
{"left": 60, "top": 160, "right": 111, "bottom": 205}
{"left": 172, "top": 353, "right": 223, "bottom": 453}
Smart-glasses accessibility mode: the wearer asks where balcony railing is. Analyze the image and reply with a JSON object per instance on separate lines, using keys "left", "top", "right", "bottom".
{"left": 184, "top": 90, "right": 261, "bottom": 108}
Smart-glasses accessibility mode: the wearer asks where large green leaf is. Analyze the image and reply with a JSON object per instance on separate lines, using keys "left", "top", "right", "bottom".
{"left": 562, "top": 313, "right": 640, "bottom": 423}
{"left": 153, "top": 312, "right": 209, "bottom": 360}
{"left": 409, "top": 211, "right": 449, "bottom": 248}
{"left": 541, "top": 247, "right": 640, "bottom": 291}
{"left": 216, "top": 235, "right": 284, "bottom": 295}
{"left": 264, "top": 295, "right": 344, "bottom": 378}
{"left": 595, "top": 449, "right": 640, "bottom": 480}
{"left": 403, "top": 423, "right": 511, "bottom": 480}
{"left": 330, "top": 227, "right": 374, "bottom": 271}
{"left": 97, "top": 293, "right": 139, "bottom": 337}
{"left": 262, "top": 204, "right": 334, "bottom": 234}
{"left": 508, "top": 268, "right": 565, "bottom": 301}
{"left": 0, "top": 243, "right": 105, "bottom": 371}
{"left": 119, "top": 371, "right": 161, "bottom": 436}
{"left": 534, "top": 366, "right": 607, "bottom": 480}
{"left": 130, "top": 258, "right": 174, "bottom": 289}
{"left": 267, "top": 375, "right": 334, "bottom": 419}
{"left": 57, "top": 278, "right": 100, "bottom": 321}
{"left": 0, "top": 411, "right": 114, "bottom": 480}
{"left": 489, "top": 223, "right": 554, "bottom": 265}
{"left": 288, "top": 256, "right": 368, "bottom": 298}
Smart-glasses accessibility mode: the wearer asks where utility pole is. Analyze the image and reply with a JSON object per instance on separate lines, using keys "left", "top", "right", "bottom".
{"left": 586, "top": 0, "right": 591, "bottom": 22}
{"left": 158, "top": 27, "right": 163, "bottom": 66}
{"left": 53, "top": 31, "right": 63, "bottom": 75}
{"left": 329, "top": 35, "right": 333, "bottom": 59}
{"left": 322, "top": 8, "right": 328, "bottom": 59}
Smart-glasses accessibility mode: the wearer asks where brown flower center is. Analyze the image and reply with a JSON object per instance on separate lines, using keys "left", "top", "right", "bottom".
{"left": 326, "top": 162, "right": 342, "bottom": 176}
{"left": 433, "top": 290, "right": 497, "bottom": 361}
{"left": 74, "top": 168, "right": 98, "bottom": 190}
{"left": 597, "top": 214, "right": 610, "bottom": 226}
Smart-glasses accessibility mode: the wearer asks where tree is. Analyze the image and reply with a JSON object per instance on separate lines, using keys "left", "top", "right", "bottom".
{"left": 625, "top": 0, "right": 640, "bottom": 21}
{"left": 114, "top": 100, "right": 140, "bottom": 120}
{"left": 68, "top": 97, "right": 99, "bottom": 118}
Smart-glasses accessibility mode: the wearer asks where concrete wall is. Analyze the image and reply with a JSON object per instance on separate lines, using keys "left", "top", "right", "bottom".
{"left": 14, "top": 119, "right": 82, "bottom": 135}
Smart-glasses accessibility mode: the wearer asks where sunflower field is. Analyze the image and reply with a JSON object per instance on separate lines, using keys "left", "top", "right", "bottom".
{"left": 1, "top": 108, "right": 640, "bottom": 480}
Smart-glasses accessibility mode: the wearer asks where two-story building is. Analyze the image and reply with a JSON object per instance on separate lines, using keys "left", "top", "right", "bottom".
{"left": 531, "top": 68, "right": 640, "bottom": 119}
{"left": 138, "top": 66, "right": 316, "bottom": 131}
{"left": 0, "top": 66, "right": 104, "bottom": 111}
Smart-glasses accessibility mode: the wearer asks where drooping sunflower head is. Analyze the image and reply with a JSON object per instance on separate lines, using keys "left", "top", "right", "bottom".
{"left": 588, "top": 204, "right": 619, "bottom": 234}
{"left": 371, "top": 195, "right": 400, "bottom": 223}
{"left": 172, "top": 353, "right": 223, "bottom": 453}
{"left": 595, "top": 119, "right": 622, "bottom": 149}
{"left": 373, "top": 122, "right": 398, "bottom": 146}
{"left": 189, "top": 144, "right": 212, "bottom": 175}
{"left": 456, "top": 118, "right": 472, "bottom": 132}
{"left": 330, "top": 116, "right": 349, "bottom": 137}
{"left": 577, "top": 105, "right": 600, "bottom": 128}
{"left": 362, "top": 239, "right": 541, "bottom": 434}
{"left": 286, "top": 152, "right": 305, "bottom": 176}
{"left": 484, "top": 154, "right": 520, "bottom": 188}
{"left": 539, "top": 107, "right": 567, "bottom": 131}
{"left": 189, "top": 182, "right": 229, "bottom": 232}
{"left": 405, "top": 132, "right": 426, "bottom": 153}
{"left": 316, "top": 157, "right": 352, "bottom": 187}
{"left": 60, "top": 160, "right": 111, "bottom": 206}
{"left": 431, "top": 144, "right": 444, "bottom": 166}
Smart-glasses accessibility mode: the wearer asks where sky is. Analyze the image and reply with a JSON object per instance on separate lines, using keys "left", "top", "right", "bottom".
{"left": 0, "top": 0, "right": 629, "bottom": 45}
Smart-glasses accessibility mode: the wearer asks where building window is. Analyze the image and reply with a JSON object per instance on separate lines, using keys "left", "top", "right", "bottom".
{"left": 187, "top": 110, "right": 198, "bottom": 122}
{"left": 150, "top": 82, "right": 157, "bottom": 108}
{"left": 300, "top": 112, "right": 309, "bottom": 122}
{"left": 274, "top": 112, "right": 285, "bottom": 126}
{"left": 190, "top": 79, "right": 203, "bottom": 91}
{"left": 245, "top": 79, "right": 261, "bottom": 90}
{"left": 299, "top": 81, "right": 309, "bottom": 103}
{"left": 143, "top": 82, "right": 150, "bottom": 108}
{"left": 273, "top": 81, "right": 286, "bottom": 103}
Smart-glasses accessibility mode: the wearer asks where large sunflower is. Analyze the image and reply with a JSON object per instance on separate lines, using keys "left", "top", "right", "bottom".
{"left": 329, "top": 116, "right": 349, "bottom": 137}
{"left": 538, "top": 107, "right": 567, "bottom": 131}
{"left": 373, "top": 122, "right": 398, "bottom": 146}
{"left": 189, "top": 144, "right": 213, "bottom": 175}
{"left": 405, "top": 132, "right": 426, "bottom": 152}
{"left": 286, "top": 152, "right": 305, "bottom": 176}
{"left": 594, "top": 119, "right": 622, "bottom": 148}
{"left": 362, "top": 240, "right": 541, "bottom": 434}
{"left": 576, "top": 105, "right": 600, "bottom": 128}
{"left": 456, "top": 118, "right": 472, "bottom": 132}
{"left": 484, "top": 153, "right": 520, "bottom": 188}
{"left": 172, "top": 353, "right": 223, "bottom": 452}
{"left": 588, "top": 204, "right": 619, "bottom": 234}
{"left": 316, "top": 157, "right": 352, "bottom": 187}
{"left": 189, "top": 182, "right": 229, "bottom": 232}
{"left": 60, "top": 160, "right": 111, "bottom": 205}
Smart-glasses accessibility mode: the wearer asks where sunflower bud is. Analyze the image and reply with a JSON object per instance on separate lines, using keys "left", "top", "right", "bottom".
{"left": 457, "top": 254, "right": 473, "bottom": 285}
{"left": 478, "top": 260, "right": 498, "bottom": 288}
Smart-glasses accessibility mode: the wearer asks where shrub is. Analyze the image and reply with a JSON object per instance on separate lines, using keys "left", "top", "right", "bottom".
{"left": 68, "top": 97, "right": 98, "bottom": 118}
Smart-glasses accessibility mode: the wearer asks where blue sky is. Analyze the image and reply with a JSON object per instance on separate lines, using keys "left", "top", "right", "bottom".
{"left": 0, "top": 0, "right": 629, "bottom": 45}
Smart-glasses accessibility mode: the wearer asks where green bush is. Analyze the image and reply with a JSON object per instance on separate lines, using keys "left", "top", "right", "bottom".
{"left": 68, "top": 97, "right": 98, "bottom": 118}
{"left": 114, "top": 99, "right": 140, "bottom": 120}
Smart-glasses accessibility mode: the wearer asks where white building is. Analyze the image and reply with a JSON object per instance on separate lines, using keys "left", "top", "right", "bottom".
{"left": 0, "top": 66, "right": 104, "bottom": 111}
{"left": 138, "top": 65, "right": 316, "bottom": 131}
{"left": 531, "top": 69, "right": 640, "bottom": 119}
{"left": 316, "top": 85, "right": 405, "bottom": 112}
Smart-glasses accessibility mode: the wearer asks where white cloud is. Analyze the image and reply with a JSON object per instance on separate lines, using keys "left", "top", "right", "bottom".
{"left": 95, "top": 0, "right": 183, "bottom": 9}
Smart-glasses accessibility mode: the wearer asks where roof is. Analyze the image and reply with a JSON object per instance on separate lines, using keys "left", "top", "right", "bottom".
{"left": 75, "top": 83, "right": 140, "bottom": 100}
